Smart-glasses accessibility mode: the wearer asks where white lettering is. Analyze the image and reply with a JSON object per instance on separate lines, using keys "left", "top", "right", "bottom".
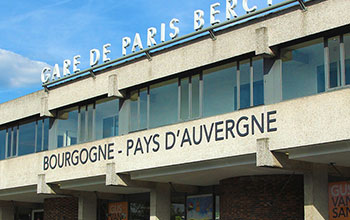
{"left": 63, "top": 60, "right": 71, "bottom": 76}
{"left": 226, "top": 0, "right": 238, "bottom": 20}
{"left": 41, "top": 67, "right": 51, "bottom": 83}
{"left": 90, "top": 49, "right": 100, "bottom": 67}
{"left": 210, "top": 3, "right": 221, "bottom": 25}
{"left": 194, "top": 10, "right": 205, "bottom": 31}
{"left": 169, "top": 18, "right": 180, "bottom": 39}
{"left": 147, "top": 27, "right": 157, "bottom": 47}
{"left": 132, "top": 33, "right": 144, "bottom": 52}
{"left": 51, "top": 64, "right": 61, "bottom": 81}
{"left": 103, "top": 43, "right": 111, "bottom": 62}
{"left": 73, "top": 55, "right": 81, "bottom": 73}
{"left": 122, "top": 37, "right": 131, "bottom": 56}
{"left": 161, "top": 23, "right": 166, "bottom": 42}
{"left": 243, "top": 0, "right": 257, "bottom": 13}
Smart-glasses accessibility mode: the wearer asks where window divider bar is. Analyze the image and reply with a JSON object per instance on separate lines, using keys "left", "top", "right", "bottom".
{"left": 77, "top": 107, "right": 81, "bottom": 144}
{"left": 137, "top": 90, "right": 141, "bottom": 129}
{"left": 5, "top": 129, "right": 8, "bottom": 158}
{"left": 41, "top": 120, "right": 45, "bottom": 151}
{"left": 16, "top": 126, "right": 19, "bottom": 157}
{"left": 340, "top": 35, "right": 346, "bottom": 87}
{"left": 199, "top": 74, "right": 203, "bottom": 118}
{"left": 189, "top": 76, "right": 193, "bottom": 119}
{"left": 147, "top": 87, "right": 150, "bottom": 129}
{"left": 178, "top": 80, "right": 181, "bottom": 122}
{"left": 250, "top": 58, "right": 254, "bottom": 107}
{"left": 34, "top": 121, "right": 38, "bottom": 153}
{"left": 324, "top": 38, "right": 330, "bottom": 91}
{"left": 237, "top": 62, "right": 241, "bottom": 109}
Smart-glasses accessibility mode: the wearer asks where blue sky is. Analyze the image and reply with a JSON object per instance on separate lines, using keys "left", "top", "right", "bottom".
{"left": 0, "top": 0, "right": 290, "bottom": 103}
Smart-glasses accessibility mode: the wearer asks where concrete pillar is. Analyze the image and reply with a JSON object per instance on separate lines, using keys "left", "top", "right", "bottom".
{"left": 304, "top": 164, "right": 329, "bottom": 220}
{"left": 0, "top": 206, "right": 14, "bottom": 220}
{"left": 150, "top": 183, "right": 171, "bottom": 220}
{"left": 78, "top": 194, "right": 97, "bottom": 220}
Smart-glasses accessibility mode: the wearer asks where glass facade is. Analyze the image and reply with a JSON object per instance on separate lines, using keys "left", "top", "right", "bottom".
{"left": 1, "top": 32, "right": 350, "bottom": 160}
{"left": 281, "top": 38, "right": 324, "bottom": 100}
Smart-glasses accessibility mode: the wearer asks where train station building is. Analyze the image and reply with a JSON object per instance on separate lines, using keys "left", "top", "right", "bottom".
{"left": 0, "top": 0, "right": 350, "bottom": 219}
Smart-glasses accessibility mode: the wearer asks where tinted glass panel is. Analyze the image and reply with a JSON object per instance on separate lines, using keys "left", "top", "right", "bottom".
{"left": 79, "top": 107, "right": 86, "bottom": 143}
{"left": 7, "top": 129, "right": 11, "bottom": 157}
{"left": 329, "top": 37, "right": 341, "bottom": 88}
{"left": 203, "top": 63, "right": 237, "bottom": 117}
{"left": 149, "top": 79, "right": 178, "bottom": 128}
{"left": 130, "top": 90, "right": 139, "bottom": 132}
{"left": 192, "top": 74, "right": 200, "bottom": 118}
{"left": 282, "top": 38, "right": 324, "bottom": 100}
{"left": 18, "top": 122, "right": 36, "bottom": 156}
{"left": 43, "top": 118, "right": 49, "bottom": 151}
{"left": 180, "top": 78, "right": 189, "bottom": 121}
{"left": 240, "top": 59, "right": 251, "bottom": 109}
{"left": 13, "top": 127, "right": 17, "bottom": 156}
{"left": 55, "top": 108, "right": 78, "bottom": 148}
{"left": 345, "top": 34, "right": 350, "bottom": 85}
{"left": 253, "top": 58, "right": 264, "bottom": 106}
{"left": 36, "top": 120, "right": 43, "bottom": 152}
{"left": 95, "top": 98, "right": 119, "bottom": 139}
{"left": 0, "top": 130, "right": 5, "bottom": 160}
{"left": 139, "top": 88, "right": 148, "bottom": 130}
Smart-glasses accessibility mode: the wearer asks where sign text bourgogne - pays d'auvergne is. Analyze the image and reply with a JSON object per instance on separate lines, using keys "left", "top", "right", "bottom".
{"left": 43, "top": 111, "right": 277, "bottom": 170}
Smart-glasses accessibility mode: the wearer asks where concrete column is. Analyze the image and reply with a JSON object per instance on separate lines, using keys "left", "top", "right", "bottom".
{"left": 304, "top": 164, "right": 329, "bottom": 220}
{"left": 78, "top": 194, "right": 97, "bottom": 220}
{"left": 150, "top": 183, "right": 171, "bottom": 220}
{"left": 0, "top": 206, "right": 14, "bottom": 220}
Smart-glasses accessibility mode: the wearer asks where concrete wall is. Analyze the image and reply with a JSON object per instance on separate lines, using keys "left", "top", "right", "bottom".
{"left": 0, "top": 0, "right": 349, "bottom": 125}
{"left": 0, "top": 87, "right": 349, "bottom": 190}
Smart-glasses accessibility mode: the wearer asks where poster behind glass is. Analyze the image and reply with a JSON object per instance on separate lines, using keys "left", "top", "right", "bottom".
{"left": 108, "top": 202, "right": 128, "bottom": 220}
{"left": 187, "top": 194, "right": 213, "bottom": 220}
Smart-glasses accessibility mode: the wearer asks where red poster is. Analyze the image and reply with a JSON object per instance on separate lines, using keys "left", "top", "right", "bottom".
{"left": 329, "top": 182, "right": 350, "bottom": 219}
{"left": 108, "top": 202, "right": 128, "bottom": 220}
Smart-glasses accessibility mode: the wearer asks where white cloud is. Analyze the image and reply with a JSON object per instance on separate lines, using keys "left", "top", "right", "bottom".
{"left": 0, "top": 49, "right": 51, "bottom": 88}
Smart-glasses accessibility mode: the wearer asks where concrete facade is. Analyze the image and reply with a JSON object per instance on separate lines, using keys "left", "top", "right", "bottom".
{"left": 0, "top": 0, "right": 349, "bottom": 219}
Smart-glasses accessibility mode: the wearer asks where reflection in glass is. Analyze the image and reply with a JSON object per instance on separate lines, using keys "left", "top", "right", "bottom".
{"left": 149, "top": 79, "right": 178, "bottom": 128}
{"left": 95, "top": 98, "right": 119, "bottom": 139}
{"left": 329, "top": 37, "right": 341, "bottom": 88}
{"left": 240, "top": 59, "right": 251, "bottom": 109}
{"left": 253, "top": 58, "right": 264, "bottom": 106}
{"left": 139, "top": 88, "right": 148, "bottom": 130}
{"left": 180, "top": 78, "right": 189, "bottom": 121}
{"left": 345, "top": 34, "right": 350, "bottom": 85}
{"left": 55, "top": 108, "right": 78, "bottom": 148}
{"left": 130, "top": 90, "right": 139, "bottom": 132}
{"left": 192, "top": 74, "right": 200, "bottom": 118}
{"left": 18, "top": 122, "right": 36, "bottom": 156}
{"left": 0, "top": 129, "right": 5, "bottom": 160}
{"left": 281, "top": 38, "right": 324, "bottom": 100}
{"left": 203, "top": 63, "right": 237, "bottom": 117}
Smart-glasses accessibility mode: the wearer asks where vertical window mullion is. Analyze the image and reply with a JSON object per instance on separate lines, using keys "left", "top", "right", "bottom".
{"left": 41, "top": 120, "right": 45, "bottom": 151}
{"left": 10, "top": 128, "right": 13, "bottom": 157}
{"left": 16, "top": 126, "right": 19, "bottom": 157}
{"left": 137, "top": 90, "right": 141, "bottom": 129}
{"left": 92, "top": 103, "right": 96, "bottom": 140}
{"left": 77, "top": 107, "right": 81, "bottom": 144}
{"left": 178, "top": 79, "right": 181, "bottom": 122}
{"left": 5, "top": 129, "right": 8, "bottom": 158}
{"left": 199, "top": 73, "right": 203, "bottom": 118}
{"left": 324, "top": 38, "right": 330, "bottom": 90}
{"left": 237, "top": 61, "right": 241, "bottom": 109}
{"left": 147, "top": 86, "right": 150, "bottom": 129}
{"left": 34, "top": 121, "right": 38, "bottom": 153}
{"left": 250, "top": 58, "right": 254, "bottom": 107}
{"left": 340, "top": 35, "right": 346, "bottom": 87}
{"left": 189, "top": 76, "right": 192, "bottom": 118}
{"left": 85, "top": 106, "right": 88, "bottom": 142}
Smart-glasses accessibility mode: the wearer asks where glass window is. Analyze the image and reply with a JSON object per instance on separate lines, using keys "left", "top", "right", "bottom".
{"left": 328, "top": 37, "right": 341, "bottom": 88}
{"left": 54, "top": 107, "right": 78, "bottom": 148}
{"left": 43, "top": 119, "right": 49, "bottom": 151}
{"left": 239, "top": 59, "right": 251, "bottom": 109}
{"left": 129, "top": 201, "right": 150, "bottom": 220}
{"left": 79, "top": 106, "right": 86, "bottom": 143}
{"left": 203, "top": 63, "right": 237, "bottom": 117}
{"left": 130, "top": 90, "right": 139, "bottom": 132}
{"left": 180, "top": 78, "right": 189, "bottom": 121}
{"left": 149, "top": 79, "right": 178, "bottom": 128}
{"left": 139, "top": 88, "right": 148, "bottom": 130}
{"left": 253, "top": 58, "right": 264, "bottom": 106}
{"left": 345, "top": 34, "right": 350, "bottom": 85}
{"left": 95, "top": 98, "right": 119, "bottom": 139}
{"left": 0, "top": 129, "right": 5, "bottom": 160}
{"left": 36, "top": 119, "right": 50, "bottom": 152}
{"left": 192, "top": 74, "right": 201, "bottom": 118}
{"left": 18, "top": 122, "right": 36, "bottom": 156}
{"left": 281, "top": 38, "right": 324, "bottom": 100}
